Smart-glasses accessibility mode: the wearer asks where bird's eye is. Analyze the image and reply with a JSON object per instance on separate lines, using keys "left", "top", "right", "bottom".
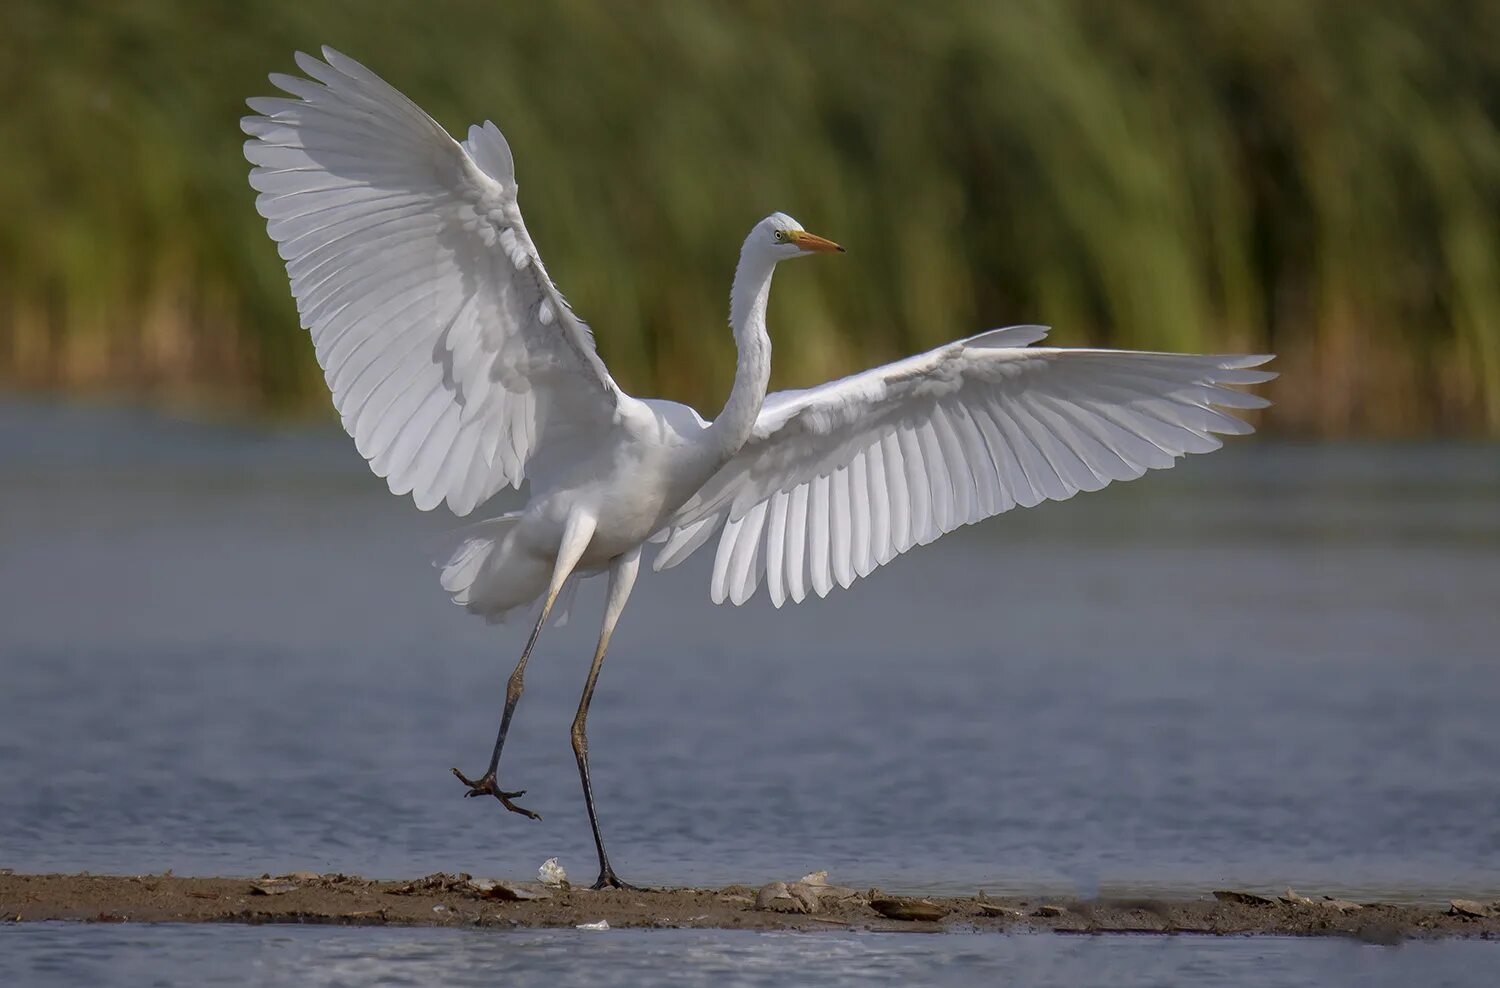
{"left": 774, "top": 230, "right": 785, "bottom": 242}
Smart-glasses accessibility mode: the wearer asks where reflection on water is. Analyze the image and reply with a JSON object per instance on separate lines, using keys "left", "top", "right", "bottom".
{"left": 1, "top": 401, "right": 1498, "bottom": 905}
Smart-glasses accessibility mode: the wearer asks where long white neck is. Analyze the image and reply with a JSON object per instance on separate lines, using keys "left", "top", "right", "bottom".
{"left": 706, "top": 244, "right": 775, "bottom": 456}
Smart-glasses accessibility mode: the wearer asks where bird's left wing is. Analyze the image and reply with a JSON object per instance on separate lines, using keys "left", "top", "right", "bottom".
{"left": 654, "top": 326, "right": 1274, "bottom": 605}
{"left": 242, "top": 47, "right": 624, "bottom": 515}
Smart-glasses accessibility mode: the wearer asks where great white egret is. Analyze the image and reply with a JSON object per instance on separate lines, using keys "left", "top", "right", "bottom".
{"left": 242, "top": 47, "right": 1275, "bottom": 890}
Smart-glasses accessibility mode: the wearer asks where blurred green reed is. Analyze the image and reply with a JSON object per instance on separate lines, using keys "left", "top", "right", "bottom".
{"left": 2, "top": 1, "right": 1497, "bottom": 434}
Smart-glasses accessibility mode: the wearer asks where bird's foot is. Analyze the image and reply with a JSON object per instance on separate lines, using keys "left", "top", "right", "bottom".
{"left": 450, "top": 767, "right": 541, "bottom": 820}
{"left": 591, "top": 868, "right": 643, "bottom": 892}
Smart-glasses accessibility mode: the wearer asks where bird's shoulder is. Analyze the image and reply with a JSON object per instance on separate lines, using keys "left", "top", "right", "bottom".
{"left": 626, "top": 397, "right": 710, "bottom": 443}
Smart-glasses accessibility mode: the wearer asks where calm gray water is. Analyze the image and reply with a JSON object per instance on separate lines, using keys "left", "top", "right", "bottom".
{"left": 3, "top": 925, "right": 1497, "bottom": 988}
{"left": 2, "top": 401, "right": 1498, "bottom": 980}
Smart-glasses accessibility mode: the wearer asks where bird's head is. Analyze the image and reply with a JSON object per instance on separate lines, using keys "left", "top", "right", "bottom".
{"left": 752, "top": 212, "right": 844, "bottom": 262}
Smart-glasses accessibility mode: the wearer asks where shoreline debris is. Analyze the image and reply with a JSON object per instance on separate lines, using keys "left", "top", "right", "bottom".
{"left": 871, "top": 898, "right": 949, "bottom": 922}
{"left": 538, "top": 858, "right": 568, "bottom": 887}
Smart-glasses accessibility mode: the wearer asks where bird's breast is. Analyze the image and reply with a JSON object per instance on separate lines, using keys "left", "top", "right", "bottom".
{"left": 594, "top": 441, "right": 718, "bottom": 557}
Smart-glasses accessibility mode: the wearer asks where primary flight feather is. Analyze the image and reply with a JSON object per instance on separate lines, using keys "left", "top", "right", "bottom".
{"left": 243, "top": 47, "right": 1275, "bottom": 890}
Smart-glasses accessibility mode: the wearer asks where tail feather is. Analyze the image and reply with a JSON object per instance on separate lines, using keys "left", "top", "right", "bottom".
{"left": 430, "top": 512, "right": 594, "bottom": 627}
{"left": 429, "top": 514, "right": 515, "bottom": 600}
{"left": 430, "top": 513, "right": 548, "bottom": 624}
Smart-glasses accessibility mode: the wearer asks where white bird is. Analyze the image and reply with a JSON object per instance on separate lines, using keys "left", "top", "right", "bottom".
{"left": 242, "top": 47, "right": 1275, "bottom": 890}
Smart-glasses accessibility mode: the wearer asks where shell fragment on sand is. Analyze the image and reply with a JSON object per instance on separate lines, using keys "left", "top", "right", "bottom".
{"left": 871, "top": 898, "right": 950, "bottom": 922}
{"left": 1321, "top": 896, "right": 1363, "bottom": 913}
{"left": 391, "top": 873, "right": 476, "bottom": 895}
{"left": 755, "top": 872, "right": 865, "bottom": 914}
{"left": 469, "top": 878, "right": 550, "bottom": 902}
{"left": 538, "top": 858, "right": 568, "bottom": 887}
{"left": 755, "top": 881, "right": 819, "bottom": 914}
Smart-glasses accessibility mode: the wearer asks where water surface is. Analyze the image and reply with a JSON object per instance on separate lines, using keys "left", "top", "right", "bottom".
{"left": 3, "top": 924, "right": 1496, "bottom": 988}
{"left": 2, "top": 402, "right": 1498, "bottom": 905}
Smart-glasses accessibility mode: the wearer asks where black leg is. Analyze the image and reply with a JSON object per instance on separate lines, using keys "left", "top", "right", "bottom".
{"left": 572, "top": 548, "right": 641, "bottom": 890}
{"left": 451, "top": 601, "right": 552, "bottom": 819}
{"left": 451, "top": 512, "right": 597, "bottom": 822}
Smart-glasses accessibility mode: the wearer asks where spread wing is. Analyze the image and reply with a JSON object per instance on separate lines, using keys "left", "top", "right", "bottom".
{"left": 655, "top": 326, "right": 1274, "bottom": 605}
{"left": 242, "top": 47, "right": 624, "bottom": 515}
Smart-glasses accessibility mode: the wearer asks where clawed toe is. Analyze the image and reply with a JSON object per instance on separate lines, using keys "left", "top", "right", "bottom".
{"left": 592, "top": 871, "right": 643, "bottom": 892}
{"left": 450, "top": 767, "right": 541, "bottom": 820}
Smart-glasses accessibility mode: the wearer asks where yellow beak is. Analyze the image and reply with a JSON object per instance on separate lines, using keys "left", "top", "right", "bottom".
{"left": 787, "top": 230, "right": 845, "bottom": 253}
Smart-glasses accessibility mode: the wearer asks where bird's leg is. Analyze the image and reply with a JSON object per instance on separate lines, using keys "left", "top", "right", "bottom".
{"left": 453, "top": 512, "right": 597, "bottom": 820}
{"left": 572, "top": 546, "right": 642, "bottom": 891}
{"left": 451, "top": 603, "right": 550, "bottom": 819}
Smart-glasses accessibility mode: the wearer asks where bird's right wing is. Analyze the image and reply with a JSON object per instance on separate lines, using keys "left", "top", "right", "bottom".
{"left": 242, "top": 47, "right": 624, "bottom": 516}
{"left": 655, "top": 326, "right": 1274, "bottom": 606}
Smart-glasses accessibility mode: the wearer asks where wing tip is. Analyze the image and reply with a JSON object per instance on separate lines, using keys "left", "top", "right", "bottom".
{"left": 1218, "top": 353, "right": 1277, "bottom": 376}
{"left": 965, "top": 324, "right": 1051, "bottom": 350}
{"left": 293, "top": 49, "right": 324, "bottom": 76}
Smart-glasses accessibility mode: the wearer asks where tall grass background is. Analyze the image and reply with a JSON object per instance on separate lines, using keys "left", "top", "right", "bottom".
{"left": 3, "top": 1, "right": 1498, "bottom": 434}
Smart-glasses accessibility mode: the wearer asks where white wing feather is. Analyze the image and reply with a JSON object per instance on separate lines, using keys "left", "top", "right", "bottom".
{"left": 656, "top": 325, "right": 1274, "bottom": 605}
{"left": 242, "top": 47, "right": 623, "bottom": 515}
